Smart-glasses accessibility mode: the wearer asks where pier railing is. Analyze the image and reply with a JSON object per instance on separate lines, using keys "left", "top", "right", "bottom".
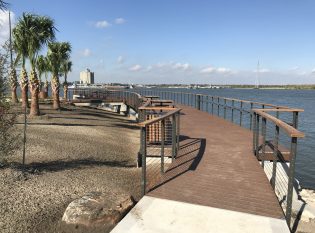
{"left": 68, "top": 88, "right": 181, "bottom": 196}
{"left": 138, "top": 105, "right": 181, "bottom": 196}
{"left": 252, "top": 108, "right": 304, "bottom": 227}
{"left": 69, "top": 88, "right": 305, "bottom": 229}
{"left": 135, "top": 89, "right": 305, "bottom": 229}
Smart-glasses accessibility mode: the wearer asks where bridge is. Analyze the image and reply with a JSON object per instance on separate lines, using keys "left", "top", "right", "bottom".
{"left": 69, "top": 88, "right": 304, "bottom": 232}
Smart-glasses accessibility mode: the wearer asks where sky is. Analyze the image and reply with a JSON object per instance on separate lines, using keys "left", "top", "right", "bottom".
{"left": 1, "top": 0, "right": 315, "bottom": 84}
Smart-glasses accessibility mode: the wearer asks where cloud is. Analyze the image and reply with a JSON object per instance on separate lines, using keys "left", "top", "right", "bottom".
{"left": 173, "top": 62, "right": 191, "bottom": 71}
{"left": 115, "top": 18, "right": 126, "bottom": 24}
{"left": 216, "top": 67, "right": 231, "bottom": 74}
{"left": 80, "top": 48, "right": 92, "bottom": 57}
{"left": 200, "top": 66, "right": 215, "bottom": 74}
{"left": 95, "top": 20, "right": 111, "bottom": 28}
{"left": 255, "top": 68, "right": 270, "bottom": 73}
{"left": 129, "top": 64, "right": 142, "bottom": 71}
{"left": 117, "top": 55, "right": 124, "bottom": 64}
{"left": 0, "top": 10, "right": 15, "bottom": 45}
{"left": 200, "top": 66, "right": 232, "bottom": 74}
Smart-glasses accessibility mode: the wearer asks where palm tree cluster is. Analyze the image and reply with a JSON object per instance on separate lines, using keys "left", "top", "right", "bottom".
{"left": 10, "top": 12, "right": 72, "bottom": 115}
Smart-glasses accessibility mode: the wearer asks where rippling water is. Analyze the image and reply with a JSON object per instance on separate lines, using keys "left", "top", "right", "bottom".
{"left": 141, "top": 88, "right": 315, "bottom": 189}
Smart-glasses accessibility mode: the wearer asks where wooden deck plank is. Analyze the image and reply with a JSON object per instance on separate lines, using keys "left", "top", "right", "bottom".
{"left": 148, "top": 105, "right": 284, "bottom": 219}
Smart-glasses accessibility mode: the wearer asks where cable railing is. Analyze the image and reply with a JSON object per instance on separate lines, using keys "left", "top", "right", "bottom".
{"left": 68, "top": 88, "right": 181, "bottom": 197}
{"left": 135, "top": 89, "right": 305, "bottom": 230}
{"left": 68, "top": 87, "right": 305, "bottom": 230}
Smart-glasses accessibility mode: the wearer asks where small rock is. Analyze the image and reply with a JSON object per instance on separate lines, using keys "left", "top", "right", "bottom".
{"left": 62, "top": 192, "right": 135, "bottom": 227}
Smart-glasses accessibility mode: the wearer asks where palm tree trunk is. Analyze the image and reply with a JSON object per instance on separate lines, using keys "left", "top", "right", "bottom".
{"left": 63, "top": 84, "right": 68, "bottom": 102}
{"left": 29, "top": 68, "right": 40, "bottom": 116}
{"left": 20, "top": 67, "right": 29, "bottom": 109}
{"left": 51, "top": 75, "right": 60, "bottom": 109}
{"left": 9, "top": 68, "right": 19, "bottom": 104}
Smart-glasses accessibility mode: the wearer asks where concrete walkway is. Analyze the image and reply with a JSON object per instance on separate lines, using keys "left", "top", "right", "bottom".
{"left": 111, "top": 196, "right": 289, "bottom": 233}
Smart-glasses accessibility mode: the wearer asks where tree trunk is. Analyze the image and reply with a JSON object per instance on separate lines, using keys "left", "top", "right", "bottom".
{"left": 9, "top": 68, "right": 18, "bottom": 104}
{"left": 29, "top": 69, "right": 40, "bottom": 116}
{"left": 63, "top": 84, "right": 68, "bottom": 102}
{"left": 20, "top": 68, "right": 29, "bottom": 109}
{"left": 11, "top": 87, "right": 18, "bottom": 104}
{"left": 51, "top": 75, "right": 60, "bottom": 110}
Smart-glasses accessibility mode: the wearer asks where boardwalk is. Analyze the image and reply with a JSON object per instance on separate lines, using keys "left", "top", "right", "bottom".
{"left": 148, "top": 105, "right": 284, "bottom": 219}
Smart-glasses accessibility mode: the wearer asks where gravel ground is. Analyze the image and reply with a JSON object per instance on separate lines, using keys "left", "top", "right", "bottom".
{"left": 0, "top": 104, "right": 141, "bottom": 233}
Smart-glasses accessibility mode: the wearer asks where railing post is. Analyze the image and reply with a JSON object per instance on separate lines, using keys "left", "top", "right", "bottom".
{"left": 292, "top": 111, "right": 298, "bottom": 129}
{"left": 231, "top": 100, "right": 235, "bottom": 122}
{"left": 217, "top": 97, "right": 220, "bottom": 116}
{"left": 197, "top": 94, "right": 201, "bottom": 110}
{"left": 224, "top": 99, "right": 227, "bottom": 119}
{"left": 141, "top": 126, "right": 147, "bottom": 196}
{"left": 161, "top": 119, "right": 165, "bottom": 174}
{"left": 172, "top": 114, "right": 176, "bottom": 161}
{"left": 252, "top": 112, "right": 256, "bottom": 154}
{"left": 176, "top": 112, "right": 180, "bottom": 155}
{"left": 206, "top": 96, "right": 209, "bottom": 113}
{"left": 261, "top": 117, "right": 267, "bottom": 168}
{"left": 250, "top": 102, "right": 253, "bottom": 130}
{"left": 271, "top": 125, "right": 279, "bottom": 190}
{"left": 286, "top": 137, "right": 298, "bottom": 228}
{"left": 255, "top": 113, "right": 260, "bottom": 155}
{"left": 211, "top": 96, "right": 214, "bottom": 114}
{"left": 240, "top": 101, "right": 243, "bottom": 126}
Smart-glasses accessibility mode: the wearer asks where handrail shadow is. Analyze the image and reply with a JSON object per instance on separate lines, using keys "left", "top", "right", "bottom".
{"left": 148, "top": 136, "right": 206, "bottom": 192}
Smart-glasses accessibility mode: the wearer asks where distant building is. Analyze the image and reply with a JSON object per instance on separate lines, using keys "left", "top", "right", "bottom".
{"left": 80, "top": 68, "right": 94, "bottom": 84}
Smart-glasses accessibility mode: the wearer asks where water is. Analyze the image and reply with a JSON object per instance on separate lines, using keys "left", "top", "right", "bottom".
{"left": 138, "top": 88, "right": 315, "bottom": 189}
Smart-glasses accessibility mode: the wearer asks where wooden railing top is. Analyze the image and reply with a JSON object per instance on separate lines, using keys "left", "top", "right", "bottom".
{"left": 253, "top": 109, "right": 305, "bottom": 138}
{"left": 138, "top": 108, "right": 181, "bottom": 128}
{"left": 257, "top": 108, "right": 304, "bottom": 113}
{"left": 138, "top": 106, "right": 176, "bottom": 110}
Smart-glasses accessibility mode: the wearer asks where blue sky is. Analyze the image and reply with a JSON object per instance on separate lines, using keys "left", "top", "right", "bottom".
{"left": 1, "top": 0, "right": 315, "bottom": 84}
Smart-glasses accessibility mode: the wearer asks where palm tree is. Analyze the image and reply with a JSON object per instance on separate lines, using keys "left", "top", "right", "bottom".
{"left": 47, "top": 42, "right": 71, "bottom": 109}
{"left": 62, "top": 60, "right": 72, "bottom": 101}
{"left": 36, "top": 55, "right": 46, "bottom": 92}
{"left": 13, "top": 13, "right": 55, "bottom": 115}
{"left": 8, "top": 66, "right": 18, "bottom": 103}
{"left": 12, "top": 13, "right": 30, "bottom": 109}
{"left": 28, "top": 15, "right": 55, "bottom": 116}
{"left": 0, "top": 0, "right": 8, "bottom": 11}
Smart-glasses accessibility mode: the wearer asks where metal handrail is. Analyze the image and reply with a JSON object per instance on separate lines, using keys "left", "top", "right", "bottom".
{"left": 138, "top": 108, "right": 181, "bottom": 128}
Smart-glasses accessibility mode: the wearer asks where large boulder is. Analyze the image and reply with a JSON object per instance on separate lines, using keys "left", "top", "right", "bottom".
{"left": 62, "top": 192, "right": 135, "bottom": 228}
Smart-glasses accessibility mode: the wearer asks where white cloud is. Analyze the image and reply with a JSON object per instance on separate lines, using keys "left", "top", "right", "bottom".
{"left": 200, "top": 66, "right": 232, "bottom": 74}
{"left": 0, "top": 10, "right": 15, "bottom": 45}
{"left": 117, "top": 55, "right": 124, "bottom": 64}
{"left": 80, "top": 48, "right": 92, "bottom": 57}
{"left": 95, "top": 20, "right": 111, "bottom": 28}
{"left": 200, "top": 66, "right": 215, "bottom": 74}
{"left": 115, "top": 18, "right": 126, "bottom": 24}
{"left": 129, "top": 64, "right": 142, "bottom": 71}
{"left": 217, "top": 67, "right": 231, "bottom": 74}
{"left": 256, "top": 68, "right": 270, "bottom": 73}
{"left": 173, "top": 62, "right": 191, "bottom": 71}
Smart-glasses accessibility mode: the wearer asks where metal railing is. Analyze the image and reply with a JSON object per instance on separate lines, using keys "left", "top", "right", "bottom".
{"left": 69, "top": 88, "right": 305, "bottom": 230}
{"left": 135, "top": 89, "right": 305, "bottom": 230}
{"left": 68, "top": 88, "right": 181, "bottom": 196}
{"left": 253, "top": 108, "right": 304, "bottom": 228}
{"left": 138, "top": 106, "right": 181, "bottom": 196}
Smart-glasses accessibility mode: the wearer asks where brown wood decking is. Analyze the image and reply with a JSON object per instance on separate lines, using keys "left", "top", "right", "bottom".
{"left": 148, "top": 105, "right": 284, "bottom": 219}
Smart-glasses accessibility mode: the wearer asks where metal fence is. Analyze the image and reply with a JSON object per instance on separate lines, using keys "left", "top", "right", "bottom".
{"left": 69, "top": 88, "right": 305, "bottom": 230}
{"left": 134, "top": 89, "right": 305, "bottom": 229}
{"left": 68, "top": 88, "right": 181, "bottom": 196}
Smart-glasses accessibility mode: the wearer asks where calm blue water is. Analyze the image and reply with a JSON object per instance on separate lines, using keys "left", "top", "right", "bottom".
{"left": 138, "top": 88, "right": 315, "bottom": 189}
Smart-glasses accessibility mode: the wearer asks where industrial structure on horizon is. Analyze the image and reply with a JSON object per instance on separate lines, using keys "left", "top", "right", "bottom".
{"left": 80, "top": 68, "right": 94, "bottom": 84}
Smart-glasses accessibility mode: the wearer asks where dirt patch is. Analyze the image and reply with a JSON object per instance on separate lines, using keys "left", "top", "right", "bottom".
{"left": 0, "top": 104, "right": 141, "bottom": 233}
